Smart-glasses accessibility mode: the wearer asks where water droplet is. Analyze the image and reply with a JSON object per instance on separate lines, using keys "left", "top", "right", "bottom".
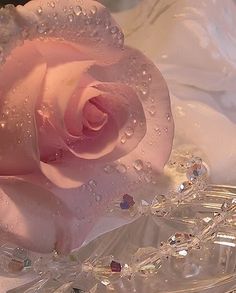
{"left": 164, "top": 127, "right": 168, "bottom": 133}
{"left": 125, "top": 127, "right": 134, "bottom": 138}
{"left": 95, "top": 194, "right": 102, "bottom": 202}
{"left": 116, "top": 164, "right": 127, "bottom": 174}
{"left": 133, "top": 119, "right": 137, "bottom": 125}
{"left": 37, "top": 6, "right": 43, "bottom": 14}
{"left": 0, "top": 121, "right": 6, "bottom": 129}
{"left": 142, "top": 69, "right": 147, "bottom": 76}
{"left": 147, "top": 74, "right": 152, "bottom": 82}
{"left": 104, "top": 20, "right": 111, "bottom": 30}
{"left": 90, "top": 6, "right": 97, "bottom": 15}
{"left": 37, "top": 23, "right": 47, "bottom": 34}
{"left": 103, "top": 164, "right": 114, "bottom": 174}
{"left": 139, "top": 82, "right": 149, "bottom": 97}
{"left": 166, "top": 113, "right": 171, "bottom": 121}
{"left": 146, "top": 162, "right": 152, "bottom": 168}
{"left": 68, "top": 14, "right": 74, "bottom": 22}
{"left": 155, "top": 127, "right": 161, "bottom": 135}
{"left": 110, "top": 26, "right": 119, "bottom": 34}
{"left": 120, "top": 135, "right": 127, "bottom": 144}
{"left": 141, "top": 64, "right": 148, "bottom": 76}
{"left": 133, "top": 159, "right": 144, "bottom": 171}
{"left": 178, "top": 181, "right": 192, "bottom": 193}
{"left": 49, "top": 1, "right": 55, "bottom": 8}
{"left": 88, "top": 179, "right": 97, "bottom": 188}
{"left": 73, "top": 5, "right": 82, "bottom": 16}
{"left": 148, "top": 106, "right": 156, "bottom": 116}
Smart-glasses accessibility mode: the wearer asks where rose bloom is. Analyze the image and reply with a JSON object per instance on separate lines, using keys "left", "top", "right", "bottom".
{"left": 0, "top": 0, "right": 174, "bottom": 254}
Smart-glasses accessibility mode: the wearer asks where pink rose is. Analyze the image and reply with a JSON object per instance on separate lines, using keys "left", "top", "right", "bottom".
{"left": 0, "top": 0, "right": 174, "bottom": 253}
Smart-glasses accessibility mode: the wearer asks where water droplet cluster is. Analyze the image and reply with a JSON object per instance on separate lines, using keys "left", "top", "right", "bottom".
{"left": 33, "top": 2, "right": 124, "bottom": 49}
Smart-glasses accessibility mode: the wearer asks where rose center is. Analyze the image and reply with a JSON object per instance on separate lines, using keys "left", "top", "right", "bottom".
{"left": 82, "top": 99, "right": 108, "bottom": 133}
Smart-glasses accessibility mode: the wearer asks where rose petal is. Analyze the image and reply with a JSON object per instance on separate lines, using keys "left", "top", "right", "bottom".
{"left": 4, "top": 0, "right": 125, "bottom": 66}
{"left": 37, "top": 58, "right": 94, "bottom": 133}
{"left": 0, "top": 178, "right": 83, "bottom": 253}
{"left": 90, "top": 46, "right": 174, "bottom": 171}
{"left": 83, "top": 101, "right": 108, "bottom": 131}
{"left": 34, "top": 47, "right": 173, "bottom": 192}
{"left": 0, "top": 42, "right": 46, "bottom": 175}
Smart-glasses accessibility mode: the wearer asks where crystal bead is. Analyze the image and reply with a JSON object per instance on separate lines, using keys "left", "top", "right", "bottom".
{"left": 121, "top": 264, "right": 133, "bottom": 278}
{"left": 186, "top": 159, "right": 208, "bottom": 182}
{"left": 132, "top": 247, "right": 161, "bottom": 274}
{"left": 178, "top": 181, "right": 192, "bottom": 193}
{"left": 137, "top": 200, "right": 150, "bottom": 214}
{"left": 0, "top": 246, "right": 31, "bottom": 274}
{"left": 72, "top": 289, "right": 85, "bottom": 293}
{"left": 110, "top": 260, "right": 121, "bottom": 272}
{"left": 151, "top": 195, "right": 169, "bottom": 216}
{"left": 139, "top": 261, "right": 161, "bottom": 274}
{"left": 120, "top": 194, "right": 135, "bottom": 210}
{"left": 167, "top": 232, "right": 194, "bottom": 258}
{"left": 13, "top": 247, "right": 28, "bottom": 260}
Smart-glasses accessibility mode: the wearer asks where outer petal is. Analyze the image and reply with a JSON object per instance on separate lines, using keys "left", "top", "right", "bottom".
{"left": 0, "top": 178, "right": 82, "bottom": 253}
{"left": 0, "top": 0, "right": 124, "bottom": 66}
{"left": 0, "top": 42, "right": 46, "bottom": 175}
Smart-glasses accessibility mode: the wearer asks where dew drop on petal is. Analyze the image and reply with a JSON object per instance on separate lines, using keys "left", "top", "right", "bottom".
{"left": 0, "top": 121, "right": 6, "bottom": 129}
{"left": 68, "top": 14, "right": 74, "bottom": 22}
{"left": 103, "top": 164, "right": 115, "bottom": 174}
{"left": 73, "top": 5, "right": 82, "bottom": 16}
{"left": 110, "top": 26, "right": 119, "bottom": 34}
{"left": 50, "top": 1, "right": 55, "bottom": 8}
{"left": 139, "top": 82, "right": 149, "bottom": 97}
{"left": 37, "top": 6, "right": 43, "bottom": 14}
{"left": 90, "top": 6, "right": 97, "bottom": 15}
{"left": 155, "top": 127, "right": 161, "bottom": 135}
{"left": 95, "top": 194, "right": 102, "bottom": 202}
{"left": 133, "top": 159, "right": 144, "bottom": 171}
{"left": 116, "top": 164, "right": 127, "bottom": 174}
{"left": 120, "top": 135, "right": 127, "bottom": 144}
{"left": 148, "top": 105, "right": 156, "bottom": 116}
{"left": 125, "top": 127, "right": 134, "bottom": 138}
{"left": 141, "top": 64, "right": 148, "bottom": 76}
{"left": 147, "top": 74, "right": 152, "bottom": 82}
{"left": 37, "top": 23, "right": 47, "bottom": 34}
{"left": 88, "top": 179, "right": 97, "bottom": 188}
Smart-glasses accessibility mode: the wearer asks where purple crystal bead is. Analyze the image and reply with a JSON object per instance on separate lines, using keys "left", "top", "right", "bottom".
{"left": 120, "top": 194, "right": 135, "bottom": 210}
{"left": 110, "top": 260, "right": 122, "bottom": 272}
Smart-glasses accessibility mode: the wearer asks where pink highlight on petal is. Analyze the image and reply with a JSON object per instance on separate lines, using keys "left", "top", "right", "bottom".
{"left": 0, "top": 43, "right": 46, "bottom": 175}
{"left": 83, "top": 101, "right": 108, "bottom": 131}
